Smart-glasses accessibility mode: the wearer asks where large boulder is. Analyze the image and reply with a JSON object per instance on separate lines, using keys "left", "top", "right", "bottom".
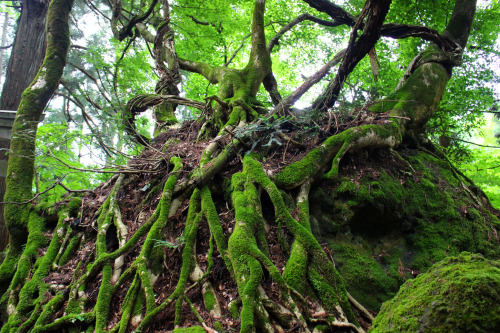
{"left": 369, "top": 252, "right": 500, "bottom": 332}
{"left": 311, "top": 148, "right": 500, "bottom": 310}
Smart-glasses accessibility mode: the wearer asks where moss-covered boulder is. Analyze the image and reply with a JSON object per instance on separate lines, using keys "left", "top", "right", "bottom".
{"left": 310, "top": 148, "right": 500, "bottom": 310}
{"left": 369, "top": 252, "right": 500, "bottom": 332}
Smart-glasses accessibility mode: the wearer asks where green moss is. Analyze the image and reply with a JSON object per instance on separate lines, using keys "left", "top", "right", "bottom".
{"left": 229, "top": 300, "right": 240, "bottom": 318}
{"left": 95, "top": 265, "right": 113, "bottom": 332}
{"left": 214, "top": 321, "right": 224, "bottom": 331}
{"left": 228, "top": 168, "right": 264, "bottom": 332}
{"left": 58, "top": 234, "right": 81, "bottom": 266}
{"left": 201, "top": 186, "right": 233, "bottom": 275}
{"left": 243, "top": 155, "right": 357, "bottom": 324}
{"left": 283, "top": 241, "right": 308, "bottom": 294}
{"left": 370, "top": 252, "right": 500, "bottom": 332}
{"left": 203, "top": 289, "right": 216, "bottom": 311}
{"left": 34, "top": 202, "right": 55, "bottom": 215}
{"left": 67, "top": 197, "right": 82, "bottom": 216}
{"left": 311, "top": 149, "right": 500, "bottom": 310}
{"left": 328, "top": 241, "right": 403, "bottom": 310}
{"left": 172, "top": 327, "right": 206, "bottom": 333}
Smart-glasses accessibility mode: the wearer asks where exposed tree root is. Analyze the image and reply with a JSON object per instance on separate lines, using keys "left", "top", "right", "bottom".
{"left": 0, "top": 114, "right": 449, "bottom": 332}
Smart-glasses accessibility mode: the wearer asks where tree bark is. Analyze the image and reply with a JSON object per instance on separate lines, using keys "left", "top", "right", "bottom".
{"left": 1, "top": 0, "right": 72, "bottom": 262}
{"left": 0, "top": 0, "right": 49, "bottom": 252}
{"left": 0, "top": 0, "right": 49, "bottom": 111}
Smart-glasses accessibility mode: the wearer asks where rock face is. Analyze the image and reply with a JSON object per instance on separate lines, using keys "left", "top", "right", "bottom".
{"left": 369, "top": 252, "right": 500, "bottom": 332}
{"left": 312, "top": 148, "right": 500, "bottom": 310}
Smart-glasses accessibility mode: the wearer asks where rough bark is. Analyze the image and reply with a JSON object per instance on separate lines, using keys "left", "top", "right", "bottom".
{"left": 0, "top": 0, "right": 49, "bottom": 111}
{"left": 0, "top": 0, "right": 49, "bottom": 253}
{"left": 0, "top": 0, "right": 73, "bottom": 302}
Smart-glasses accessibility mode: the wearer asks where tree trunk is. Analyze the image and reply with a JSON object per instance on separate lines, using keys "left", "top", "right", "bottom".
{"left": 0, "top": 0, "right": 49, "bottom": 252}
{"left": 0, "top": 12, "right": 10, "bottom": 84}
{"left": 0, "top": 0, "right": 49, "bottom": 111}
{"left": 0, "top": 0, "right": 73, "bottom": 317}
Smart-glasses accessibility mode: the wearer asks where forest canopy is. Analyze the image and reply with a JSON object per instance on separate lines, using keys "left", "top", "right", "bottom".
{"left": 0, "top": 0, "right": 499, "bottom": 332}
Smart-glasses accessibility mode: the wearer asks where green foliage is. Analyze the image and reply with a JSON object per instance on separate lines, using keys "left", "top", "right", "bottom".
{"left": 461, "top": 114, "right": 500, "bottom": 209}
{"left": 153, "top": 236, "right": 186, "bottom": 249}
{"left": 35, "top": 123, "right": 109, "bottom": 203}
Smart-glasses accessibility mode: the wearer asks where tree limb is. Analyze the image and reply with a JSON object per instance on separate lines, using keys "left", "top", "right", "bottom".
{"left": 302, "top": 0, "right": 356, "bottom": 27}
{"left": 381, "top": 23, "right": 458, "bottom": 50}
{"left": 116, "top": 0, "right": 159, "bottom": 40}
{"left": 267, "top": 13, "right": 342, "bottom": 53}
{"left": 271, "top": 49, "right": 345, "bottom": 115}
{"left": 312, "top": 0, "right": 391, "bottom": 113}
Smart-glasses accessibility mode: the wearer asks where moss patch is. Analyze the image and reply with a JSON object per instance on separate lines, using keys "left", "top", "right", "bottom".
{"left": 172, "top": 326, "right": 206, "bottom": 333}
{"left": 370, "top": 252, "right": 500, "bottom": 332}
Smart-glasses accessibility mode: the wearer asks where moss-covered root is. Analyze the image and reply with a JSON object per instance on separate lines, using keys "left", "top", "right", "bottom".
{"left": 228, "top": 171, "right": 266, "bottom": 332}
{"left": 283, "top": 181, "right": 311, "bottom": 294}
{"left": 94, "top": 175, "right": 125, "bottom": 332}
{"left": 190, "top": 259, "right": 222, "bottom": 319}
{"left": 0, "top": 198, "right": 81, "bottom": 333}
{"left": 274, "top": 123, "right": 401, "bottom": 189}
{"left": 108, "top": 157, "right": 183, "bottom": 332}
{"left": 201, "top": 186, "right": 233, "bottom": 275}
{"left": 244, "top": 156, "right": 358, "bottom": 326}
{"left": 134, "top": 189, "right": 203, "bottom": 332}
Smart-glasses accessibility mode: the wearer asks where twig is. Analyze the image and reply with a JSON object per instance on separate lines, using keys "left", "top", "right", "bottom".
{"left": 0, "top": 175, "right": 67, "bottom": 205}
{"left": 445, "top": 136, "right": 500, "bottom": 149}
{"left": 223, "top": 127, "right": 250, "bottom": 149}
{"left": 47, "top": 148, "right": 165, "bottom": 174}
{"left": 58, "top": 182, "right": 94, "bottom": 194}
{"left": 347, "top": 292, "right": 374, "bottom": 322}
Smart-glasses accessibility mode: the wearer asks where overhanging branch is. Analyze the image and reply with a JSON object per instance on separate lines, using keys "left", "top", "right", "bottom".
{"left": 312, "top": 0, "right": 391, "bottom": 113}
{"left": 302, "top": 0, "right": 356, "bottom": 27}
{"left": 267, "top": 13, "right": 342, "bottom": 53}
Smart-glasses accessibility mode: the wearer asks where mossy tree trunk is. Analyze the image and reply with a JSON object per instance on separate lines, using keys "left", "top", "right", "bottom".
{"left": 0, "top": 0, "right": 74, "bottom": 319}
{"left": 0, "top": 0, "right": 491, "bottom": 332}
{"left": 0, "top": 0, "right": 50, "bottom": 252}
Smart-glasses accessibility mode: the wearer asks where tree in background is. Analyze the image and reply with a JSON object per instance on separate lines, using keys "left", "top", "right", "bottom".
{"left": 0, "top": 0, "right": 499, "bottom": 332}
{"left": 0, "top": 0, "right": 50, "bottom": 251}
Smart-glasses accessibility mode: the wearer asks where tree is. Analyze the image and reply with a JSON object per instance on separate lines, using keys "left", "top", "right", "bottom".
{"left": 0, "top": 0, "right": 50, "bottom": 252}
{"left": 0, "top": 0, "right": 499, "bottom": 332}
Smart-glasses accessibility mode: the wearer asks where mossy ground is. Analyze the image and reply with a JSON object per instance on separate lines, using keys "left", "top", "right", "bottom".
{"left": 370, "top": 252, "right": 500, "bottom": 332}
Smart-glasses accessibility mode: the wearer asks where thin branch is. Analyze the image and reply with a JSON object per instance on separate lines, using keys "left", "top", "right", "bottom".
{"left": 68, "top": 62, "right": 113, "bottom": 104}
{"left": 117, "top": 0, "right": 159, "bottom": 40}
{"left": 0, "top": 175, "right": 68, "bottom": 205}
{"left": 271, "top": 49, "right": 346, "bottom": 116}
{"left": 225, "top": 21, "right": 275, "bottom": 67}
{"left": 381, "top": 23, "right": 458, "bottom": 50}
{"left": 83, "top": 0, "right": 111, "bottom": 21}
{"left": 58, "top": 182, "right": 94, "bottom": 193}
{"left": 312, "top": 0, "right": 391, "bottom": 113}
{"left": 70, "top": 44, "right": 87, "bottom": 50}
{"left": 446, "top": 136, "right": 500, "bottom": 149}
{"left": 302, "top": 0, "right": 458, "bottom": 51}
{"left": 0, "top": 42, "right": 13, "bottom": 50}
{"left": 302, "top": 0, "right": 356, "bottom": 27}
{"left": 267, "top": 13, "right": 341, "bottom": 53}
{"left": 224, "top": 36, "right": 250, "bottom": 67}
{"left": 47, "top": 148, "right": 164, "bottom": 174}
